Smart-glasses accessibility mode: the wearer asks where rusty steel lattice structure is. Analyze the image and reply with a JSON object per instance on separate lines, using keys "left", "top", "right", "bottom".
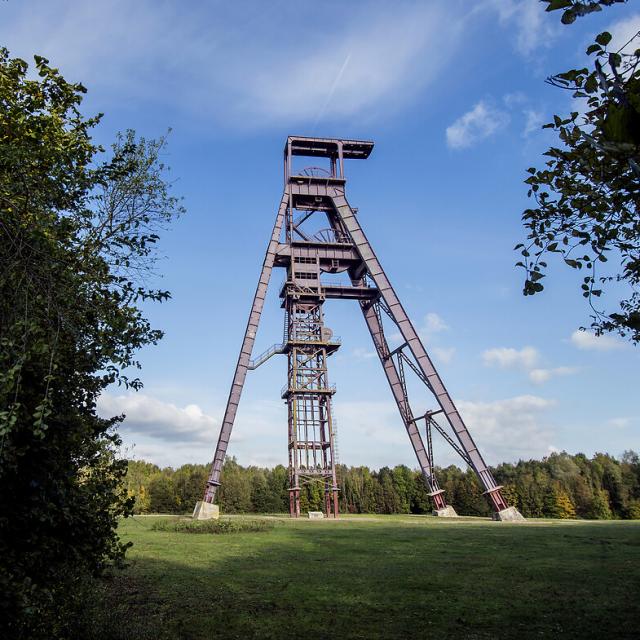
{"left": 201, "top": 136, "right": 523, "bottom": 520}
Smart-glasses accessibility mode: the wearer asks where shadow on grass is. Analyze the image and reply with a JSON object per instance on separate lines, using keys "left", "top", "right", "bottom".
{"left": 109, "top": 519, "right": 640, "bottom": 640}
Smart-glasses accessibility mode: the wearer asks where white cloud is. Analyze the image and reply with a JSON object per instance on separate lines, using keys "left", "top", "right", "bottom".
{"left": 97, "top": 392, "right": 288, "bottom": 468}
{"left": 0, "top": 1, "right": 464, "bottom": 127}
{"left": 482, "top": 346, "right": 539, "bottom": 369}
{"left": 446, "top": 100, "right": 510, "bottom": 149}
{"left": 433, "top": 347, "right": 456, "bottom": 365}
{"left": 421, "top": 312, "right": 449, "bottom": 335}
{"left": 100, "top": 389, "right": 557, "bottom": 471}
{"left": 503, "top": 92, "right": 527, "bottom": 108}
{"left": 607, "top": 417, "right": 631, "bottom": 429}
{"left": 248, "top": 5, "right": 459, "bottom": 126}
{"left": 503, "top": 93, "right": 544, "bottom": 137}
{"left": 528, "top": 366, "right": 578, "bottom": 385}
{"left": 483, "top": 346, "right": 579, "bottom": 385}
{"left": 489, "top": 0, "right": 557, "bottom": 56}
{"left": 570, "top": 330, "right": 625, "bottom": 351}
{"left": 523, "top": 108, "right": 544, "bottom": 136}
{"left": 607, "top": 13, "right": 640, "bottom": 53}
{"left": 334, "top": 394, "right": 555, "bottom": 469}
{"left": 456, "top": 394, "right": 556, "bottom": 462}
{"left": 353, "top": 347, "right": 377, "bottom": 360}
{"left": 417, "top": 313, "right": 454, "bottom": 363}
{"left": 98, "top": 393, "right": 218, "bottom": 444}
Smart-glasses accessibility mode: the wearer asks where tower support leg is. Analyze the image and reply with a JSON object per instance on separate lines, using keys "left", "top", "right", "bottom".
{"left": 289, "top": 488, "right": 300, "bottom": 518}
{"left": 324, "top": 488, "right": 331, "bottom": 518}
{"left": 199, "top": 194, "right": 288, "bottom": 508}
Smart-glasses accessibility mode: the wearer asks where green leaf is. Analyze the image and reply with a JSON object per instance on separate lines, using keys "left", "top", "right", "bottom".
{"left": 595, "top": 32, "right": 612, "bottom": 47}
{"left": 545, "top": 0, "right": 572, "bottom": 11}
{"left": 584, "top": 74, "right": 598, "bottom": 93}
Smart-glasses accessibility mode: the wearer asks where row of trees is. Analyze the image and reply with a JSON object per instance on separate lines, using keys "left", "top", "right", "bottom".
{"left": 126, "top": 451, "right": 640, "bottom": 520}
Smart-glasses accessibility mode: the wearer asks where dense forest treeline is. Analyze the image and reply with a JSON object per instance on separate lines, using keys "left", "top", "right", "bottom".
{"left": 126, "top": 451, "right": 640, "bottom": 519}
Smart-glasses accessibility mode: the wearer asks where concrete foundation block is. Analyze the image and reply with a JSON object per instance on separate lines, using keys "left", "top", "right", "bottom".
{"left": 192, "top": 501, "right": 220, "bottom": 520}
{"left": 492, "top": 506, "right": 525, "bottom": 521}
{"left": 432, "top": 505, "right": 459, "bottom": 518}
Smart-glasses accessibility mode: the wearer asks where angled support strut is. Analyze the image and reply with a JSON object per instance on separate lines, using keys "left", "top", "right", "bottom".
{"left": 333, "top": 193, "right": 509, "bottom": 513}
{"left": 203, "top": 194, "right": 288, "bottom": 502}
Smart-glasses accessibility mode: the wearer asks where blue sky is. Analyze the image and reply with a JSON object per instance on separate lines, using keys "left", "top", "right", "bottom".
{"left": 3, "top": 0, "right": 638, "bottom": 469}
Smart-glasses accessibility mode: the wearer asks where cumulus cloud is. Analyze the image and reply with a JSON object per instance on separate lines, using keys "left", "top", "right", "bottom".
{"left": 421, "top": 312, "right": 449, "bottom": 334}
{"left": 455, "top": 394, "right": 556, "bottom": 463}
{"left": 97, "top": 392, "right": 289, "bottom": 468}
{"left": 416, "top": 313, "right": 454, "bottom": 363}
{"left": 98, "top": 393, "right": 218, "bottom": 444}
{"left": 570, "top": 330, "right": 625, "bottom": 351}
{"left": 607, "top": 13, "right": 640, "bottom": 52}
{"left": 100, "top": 389, "right": 557, "bottom": 470}
{"left": 446, "top": 101, "right": 510, "bottom": 149}
{"left": 483, "top": 346, "right": 578, "bottom": 385}
{"left": 482, "top": 346, "right": 540, "bottom": 370}
{"left": 391, "top": 312, "right": 451, "bottom": 346}
{"left": 607, "top": 417, "right": 631, "bottom": 429}
{"left": 333, "top": 393, "right": 556, "bottom": 469}
{"left": 528, "top": 366, "right": 578, "bottom": 385}
{"left": 523, "top": 108, "right": 544, "bottom": 137}
{"left": 489, "top": 0, "right": 557, "bottom": 56}
{"left": 433, "top": 347, "right": 456, "bottom": 365}
{"left": 352, "top": 347, "right": 377, "bottom": 360}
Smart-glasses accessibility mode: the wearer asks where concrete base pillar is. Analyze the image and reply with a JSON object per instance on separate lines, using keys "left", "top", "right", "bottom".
{"left": 492, "top": 506, "right": 525, "bottom": 521}
{"left": 192, "top": 501, "right": 220, "bottom": 520}
{"left": 432, "top": 505, "right": 459, "bottom": 518}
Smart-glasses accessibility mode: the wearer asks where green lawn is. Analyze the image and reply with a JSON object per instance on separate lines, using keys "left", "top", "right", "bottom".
{"left": 109, "top": 514, "right": 640, "bottom": 639}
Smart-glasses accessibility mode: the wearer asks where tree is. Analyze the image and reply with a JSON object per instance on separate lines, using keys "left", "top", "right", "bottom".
{"left": 0, "top": 49, "right": 182, "bottom": 638}
{"left": 249, "top": 470, "right": 271, "bottom": 512}
{"left": 541, "top": 1, "right": 627, "bottom": 25}
{"left": 517, "top": 0, "right": 640, "bottom": 342}
{"left": 218, "top": 457, "right": 252, "bottom": 513}
{"left": 553, "top": 485, "right": 577, "bottom": 518}
{"left": 589, "top": 488, "right": 613, "bottom": 519}
{"left": 410, "top": 471, "right": 432, "bottom": 514}
{"left": 148, "top": 474, "right": 178, "bottom": 513}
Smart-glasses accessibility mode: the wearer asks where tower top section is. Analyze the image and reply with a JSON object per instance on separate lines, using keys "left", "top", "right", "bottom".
{"left": 286, "top": 136, "right": 374, "bottom": 159}
{"left": 284, "top": 136, "right": 374, "bottom": 183}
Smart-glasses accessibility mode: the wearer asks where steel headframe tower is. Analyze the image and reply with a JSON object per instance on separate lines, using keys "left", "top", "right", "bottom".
{"left": 198, "top": 136, "right": 524, "bottom": 521}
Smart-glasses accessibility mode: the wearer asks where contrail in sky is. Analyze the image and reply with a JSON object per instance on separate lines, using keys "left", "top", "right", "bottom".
{"left": 312, "top": 53, "right": 351, "bottom": 133}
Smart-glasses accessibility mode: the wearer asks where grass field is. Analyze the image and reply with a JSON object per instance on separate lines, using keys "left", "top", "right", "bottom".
{"left": 107, "top": 514, "right": 640, "bottom": 639}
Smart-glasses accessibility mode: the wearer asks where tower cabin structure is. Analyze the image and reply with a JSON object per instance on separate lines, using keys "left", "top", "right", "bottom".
{"left": 197, "top": 136, "right": 524, "bottom": 521}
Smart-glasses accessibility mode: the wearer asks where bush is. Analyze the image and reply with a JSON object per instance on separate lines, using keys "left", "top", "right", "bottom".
{"left": 150, "top": 518, "right": 274, "bottom": 534}
{"left": 0, "top": 49, "right": 182, "bottom": 638}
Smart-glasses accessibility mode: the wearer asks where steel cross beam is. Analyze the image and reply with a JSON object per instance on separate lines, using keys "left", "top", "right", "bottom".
{"left": 203, "top": 193, "right": 288, "bottom": 502}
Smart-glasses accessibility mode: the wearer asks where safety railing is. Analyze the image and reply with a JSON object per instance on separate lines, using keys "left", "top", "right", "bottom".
{"left": 248, "top": 343, "right": 286, "bottom": 370}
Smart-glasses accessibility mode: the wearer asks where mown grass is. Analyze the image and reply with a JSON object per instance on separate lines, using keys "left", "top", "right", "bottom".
{"left": 102, "top": 514, "right": 640, "bottom": 639}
